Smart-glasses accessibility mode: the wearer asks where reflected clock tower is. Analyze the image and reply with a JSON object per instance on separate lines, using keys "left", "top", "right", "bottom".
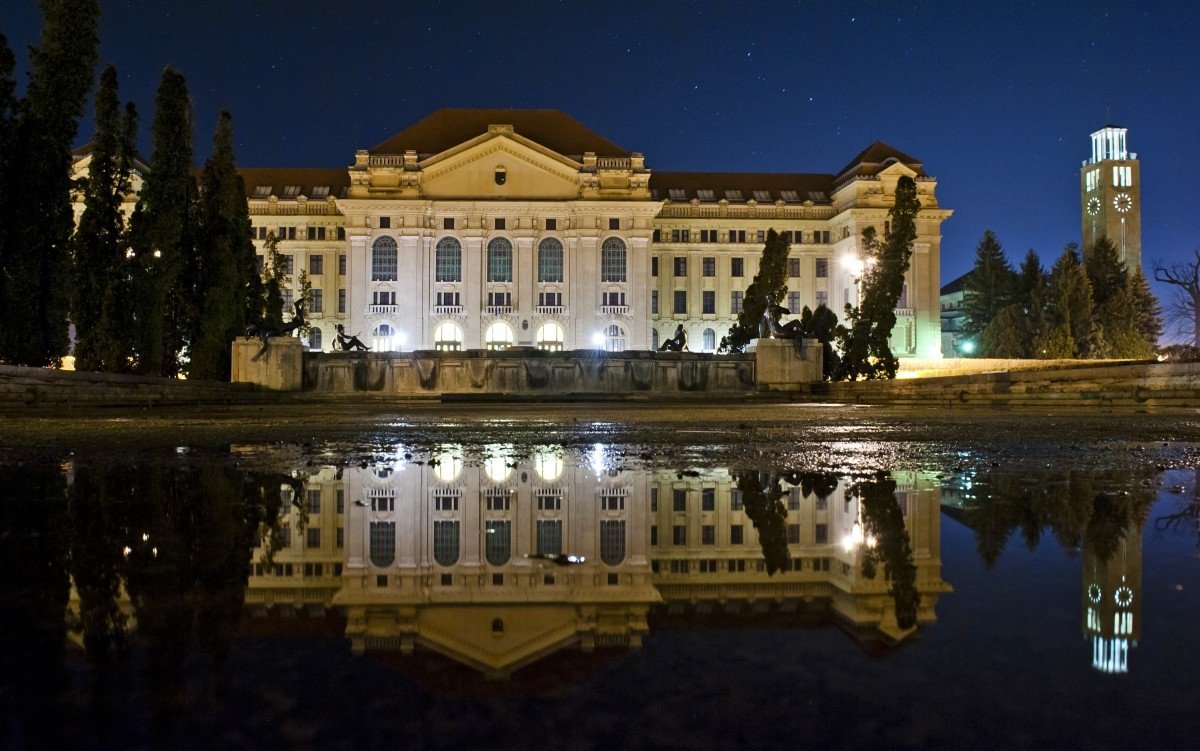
{"left": 1080, "top": 125, "right": 1142, "bottom": 271}
{"left": 1082, "top": 523, "right": 1142, "bottom": 674}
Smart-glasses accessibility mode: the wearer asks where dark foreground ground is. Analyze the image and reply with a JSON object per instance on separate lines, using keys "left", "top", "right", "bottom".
{"left": 3, "top": 402, "right": 1198, "bottom": 474}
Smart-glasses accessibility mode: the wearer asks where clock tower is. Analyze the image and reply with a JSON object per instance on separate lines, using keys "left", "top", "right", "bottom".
{"left": 1080, "top": 125, "right": 1141, "bottom": 271}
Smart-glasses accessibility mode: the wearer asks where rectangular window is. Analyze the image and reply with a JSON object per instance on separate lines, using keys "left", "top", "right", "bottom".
{"left": 545, "top": 218, "right": 557, "bottom": 231}
{"left": 729, "top": 229, "right": 746, "bottom": 243}
{"left": 537, "top": 520, "right": 562, "bottom": 557}
{"left": 601, "top": 243, "right": 626, "bottom": 283}
{"left": 673, "top": 257, "right": 687, "bottom": 276}
{"left": 651, "top": 256, "right": 659, "bottom": 277}
{"left": 338, "top": 289, "right": 346, "bottom": 314}
{"left": 650, "top": 525, "right": 658, "bottom": 545}
{"left": 337, "top": 527, "right": 343, "bottom": 548}
{"left": 673, "top": 489, "right": 687, "bottom": 512}
{"left": 378, "top": 217, "right": 390, "bottom": 229}
{"left": 436, "top": 291, "right": 461, "bottom": 307}
{"left": 787, "top": 524, "right": 800, "bottom": 544}
{"left": 436, "top": 243, "right": 462, "bottom": 283}
{"left": 309, "top": 255, "right": 323, "bottom": 275}
{"left": 756, "top": 230, "right": 765, "bottom": 243}
{"left": 287, "top": 226, "right": 298, "bottom": 240}
{"left": 820, "top": 230, "right": 830, "bottom": 244}
{"left": 434, "top": 493, "right": 459, "bottom": 511}
{"left": 310, "top": 289, "right": 324, "bottom": 313}
{"left": 730, "top": 489, "right": 743, "bottom": 510}
{"left": 281, "top": 254, "right": 294, "bottom": 275}
{"left": 487, "top": 291, "right": 512, "bottom": 308}
{"left": 307, "top": 527, "right": 320, "bottom": 548}
{"left": 788, "top": 258, "right": 800, "bottom": 277}
{"left": 787, "top": 291, "right": 800, "bottom": 313}
{"left": 815, "top": 257, "right": 829, "bottom": 278}
{"left": 701, "top": 488, "right": 715, "bottom": 511}
{"left": 650, "top": 487, "right": 658, "bottom": 512}
{"left": 602, "top": 291, "right": 626, "bottom": 307}
{"left": 672, "top": 525, "right": 686, "bottom": 545}
{"left": 494, "top": 217, "right": 505, "bottom": 230}
{"left": 255, "top": 254, "right": 264, "bottom": 273}
{"left": 671, "top": 229, "right": 681, "bottom": 243}
{"left": 815, "top": 290, "right": 828, "bottom": 308}
{"left": 651, "top": 290, "right": 659, "bottom": 315}
{"left": 700, "top": 229, "right": 717, "bottom": 243}
{"left": 443, "top": 217, "right": 455, "bottom": 230}
{"left": 609, "top": 217, "right": 620, "bottom": 230}
{"left": 702, "top": 257, "right": 715, "bottom": 276}
{"left": 372, "top": 244, "right": 397, "bottom": 282}
{"left": 731, "top": 257, "right": 743, "bottom": 277}
{"left": 536, "top": 494, "right": 562, "bottom": 511}
{"left": 731, "top": 291, "right": 744, "bottom": 314}
{"left": 282, "top": 289, "right": 293, "bottom": 308}
{"left": 673, "top": 291, "right": 687, "bottom": 315}
{"left": 338, "top": 254, "right": 346, "bottom": 275}
{"left": 601, "top": 494, "right": 625, "bottom": 511}
{"left": 371, "top": 495, "right": 395, "bottom": 512}
{"left": 731, "top": 525, "right": 744, "bottom": 544}
{"left": 307, "top": 226, "right": 317, "bottom": 241}
{"left": 702, "top": 291, "right": 715, "bottom": 315}
{"left": 307, "top": 490, "right": 321, "bottom": 513}
{"left": 815, "top": 524, "right": 828, "bottom": 544}
{"left": 701, "top": 525, "right": 715, "bottom": 545}
{"left": 485, "top": 492, "right": 511, "bottom": 511}
{"left": 336, "top": 489, "right": 344, "bottom": 514}
{"left": 897, "top": 283, "right": 909, "bottom": 309}
{"left": 337, "top": 227, "right": 346, "bottom": 241}
{"left": 538, "top": 291, "right": 562, "bottom": 307}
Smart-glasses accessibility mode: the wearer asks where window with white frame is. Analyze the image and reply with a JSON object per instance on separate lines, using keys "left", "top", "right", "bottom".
{"left": 601, "top": 237, "right": 627, "bottom": 283}
{"left": 538, "top": 238, "right": 563, "bottom": 282}
{"left": 433, "top": 521, "right": 460, "bottom": 567}
{"left": 372, "top": 323, "right": 396, "bottom": 352}
{"left": 371, "top": 236, "right": 398, "bottom": 281}
{"left": 605, "top": 324, "right": 626, "bottom": 352}
{"left": 600, "top": 520, "right": 626, "bottom": 566}
{"left": 702, "top": 328, "right": 716, "bottom": 351}
{"left": 485, "top": 520, "right": 511, "bottom": 566}
{"left": 435, "top": 237, "right": 462, "bottom": 282}
{"left": 487, "top": 238, "right": 513, "bottom": 282}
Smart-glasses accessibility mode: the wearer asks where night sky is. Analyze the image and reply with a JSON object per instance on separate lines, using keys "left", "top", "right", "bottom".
{"left": 2, "top": 1, "right": 1197, "bottom": 335}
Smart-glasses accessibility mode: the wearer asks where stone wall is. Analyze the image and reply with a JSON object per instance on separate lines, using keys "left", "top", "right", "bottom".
{"left": 800, "top": 361, "right": 1200, "bottom": 408}
{"left": 0, "top": 363, "right": 271, "bottom": 409}
{"left": 300, "top": 349, "right": 758, "bottom": 398}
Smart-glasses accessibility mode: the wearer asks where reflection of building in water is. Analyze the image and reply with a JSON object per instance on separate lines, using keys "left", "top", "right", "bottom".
{"left": 1083, "top": 524, "right": 1142, "bottom": 674}
{"left": 247, "top": 453, "right": 948, "bottom": 676}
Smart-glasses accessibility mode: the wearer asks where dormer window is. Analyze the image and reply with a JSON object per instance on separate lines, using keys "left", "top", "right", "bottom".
{"left": 752, "top": 190, "right": 772, "bottom": 202}
{"left": 281, "top": 185, "right": 301, "bottom": 198}
{"left": 696, "top": 189, "right": 715, "bottom": 202}
{"left": 808, "top": 191, "right": 827, "bottom": 202}
{"left": 724, "top": 190, "right": 743, "bottom": 201}
{"left": 252, "top": 185, "right": 272, "bottom": 198}
{"left": 780, "top": 190, "right": 800, "bottom": 202}
{"left": 494, "top": 166, "right": 507, "bottom": 185}
{"left": 668, "top": 189, "right": 687, "bottom": 201}
{"left": 310, "top": 186, "right": 330, "bottom": 198}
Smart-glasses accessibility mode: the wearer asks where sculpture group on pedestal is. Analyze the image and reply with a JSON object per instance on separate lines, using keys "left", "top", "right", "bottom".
{"left": 245, "top": 300, "right": 306, "bottom": 361}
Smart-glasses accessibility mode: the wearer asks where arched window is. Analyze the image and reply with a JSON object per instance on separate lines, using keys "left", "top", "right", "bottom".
{"left": 369, "top": 522, "right": 395, "bottom": 568}
{"left": 538, "top": 238, "right": 563, "bottom": 283}
{"left": 372, "top": 323, "right": 395, "bottom": 352}
{"left": 487, "top": 238, "right": 513, "bottom": 282}
{"left": 433, "top": 521, "right": 460, "bottom": 567}
{"left": 309, "top": 327, "right": 322, "bottom": 351}
{"left": 605, "top": 324, "right": 626, "bottom": 353}
{"left": 485, "top": 520, "right": 511, "bottom": 566}
{"left": 484, "top": 321, "right": 514, "bottom": 351}
{"left": 536, "top": 321, "right": 564, "bottom": 352}
{"left": 435, "top": 237, "right": 462, "bottom": 283}
{"left": 372, "top": 236, "right": 398, "bottom": 281}
{"left": 702, "top": 328, "right": 716, "bottom": 352}
{"left": 600, "top": 520, "right": 625, "bottom": 566}
{"left": 651, "top": 328, "right": 659, "bottom": 350}
{"left": 433, "top": 321, "right": 463, "bottom": 352}
{"left": 601, "top": 237, "right": 626, "bottom": 283}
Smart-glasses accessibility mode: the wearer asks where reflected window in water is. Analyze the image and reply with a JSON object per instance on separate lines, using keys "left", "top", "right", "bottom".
{"left": 369, "top": 522, "right": 395, "bottom": 567}
{"left": 486, "top": 520, "right": 511, "bottom": 566}
{"left": 601, "top": 520, "right": 626, "bottom": 565}
{"left": 537, "top": 519, "right": 562, "bottom": 556}
{"left": 433, "top": 520, "right": 460, "bottom": 566}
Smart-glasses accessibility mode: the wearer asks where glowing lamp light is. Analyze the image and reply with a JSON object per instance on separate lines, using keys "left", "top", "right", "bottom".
{"left": 960, "top": 340, "right": 976, "bottom": 355}
{"left": 591, "top": 331, "right": 606, "bottom": 347}
{"left": 534, "top": 447, "right": 564, "bottom": 482}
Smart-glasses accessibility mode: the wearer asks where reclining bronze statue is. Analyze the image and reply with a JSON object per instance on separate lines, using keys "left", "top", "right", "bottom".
{"left": 335, "top": 324, "right": 370, "bottom": 352}
{"left": 658, "top": 323, "right": 689, "bottom": 352}
{"left": 245, "top": 300, "right": 306, "bottom": 361}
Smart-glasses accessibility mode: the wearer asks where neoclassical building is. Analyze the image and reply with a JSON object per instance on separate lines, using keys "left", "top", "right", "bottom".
{"left": 236, "top": 109, "right": 951, "bottom": 357}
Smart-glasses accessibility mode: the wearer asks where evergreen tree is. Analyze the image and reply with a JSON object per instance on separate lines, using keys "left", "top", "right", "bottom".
{"left": 1032, "top": 320, "right": 1075, "bottom": 359}
{"left": 1015, "top": 249, "right": 1047, "bottom": 347}
{"left": 1099, "top": 282, "right": 1155, "bottom": 359}
{"left": 1084, "top": 236, "right": 1127, "bottom": 312}
{"left": 962, "top": 229, "right": 1016, "bottom": 337}
{"left": 1127, "top": 268, "right": 1163, "bottom": 348}
{"left": 979, "top": 304, "right": 1028, "bottom": 358}
{"left": 797, "top": 304, "right": 840, "bottom": 380}
{"left": 835, "top": 175, "right": 920, "bottom": 380}
{"left": 0, "top": 34, "right": 18, "bottom": 343}
{"left": 73, "top": 66, "right": 135, "bottom": 372}
{"left": 189, "top": 111, "right": 255, "bottom": 381}
{"left": 0, "top": 1, "right": 100, "bottom": 366}
{"left": 128, "top": 68, "right": 196, "bottom": 377}
{"left": 722, "top": 228, "right": 790, "bottom": 352}
{"left": 1044, "top": 243, "right": 1094, "bottom": 357}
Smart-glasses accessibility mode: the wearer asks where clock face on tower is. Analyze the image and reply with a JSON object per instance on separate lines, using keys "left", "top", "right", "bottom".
{"left": 1087, "top": 197, "right": 1101, "bottom": 216}
{"left": 1114, "top": 193, "right": 1133, "bottom": 213}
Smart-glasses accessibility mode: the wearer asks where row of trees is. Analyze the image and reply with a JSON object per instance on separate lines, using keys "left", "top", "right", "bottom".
{"left": 962, "top": 231, "right": 1161, "bottom": 358}
{"left": 0, "top": 3, "right": 282, "bottom": 379}
{"left": 723, "top": 175, "right": 922, "bottom": 380}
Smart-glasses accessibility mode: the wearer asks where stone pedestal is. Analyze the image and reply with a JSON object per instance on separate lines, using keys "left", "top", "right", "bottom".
{"left": 231, "top": 336, "right": 303, "bottom": 391}
{"left": 754, "top": 337, "right": 822, "bottom": 390}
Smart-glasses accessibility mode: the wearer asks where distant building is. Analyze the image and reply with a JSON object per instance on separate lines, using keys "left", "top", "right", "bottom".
{"left": 1081, "top": 125, "right": 1141, "bottom": 271}
{"left": 940, "top": 271, "right": 970, "bottom": 357}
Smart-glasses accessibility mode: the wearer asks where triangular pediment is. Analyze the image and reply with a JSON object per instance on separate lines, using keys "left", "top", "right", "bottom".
{"left": 419, "top": 132, "right": 581, "bottom": 199}
{"left": 415, "top": 604, "right": 582, "bottom": 675}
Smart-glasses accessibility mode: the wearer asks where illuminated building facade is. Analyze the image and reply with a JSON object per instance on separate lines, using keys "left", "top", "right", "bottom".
{"left": 226, "top": 109, "right": 950, "bottom": 357}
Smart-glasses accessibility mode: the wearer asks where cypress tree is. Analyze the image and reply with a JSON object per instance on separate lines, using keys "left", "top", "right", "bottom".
{"left": 0, "top": 0, "right": 100, "bottom": 366}
{"left": 0, "top": 34, "right": 17, "bottom": 342}
{"left": 979, "top": 304, "right": 1028, "bottom": 358}
{"left": 1015, "top": 249, "right": 1046, "bottom": 345}
{"left": 189, "top": 111, "right": 255, "bottom": 380}
{"left": 128, "top": 68, "right": 196, "bottom": 377}
{"left": 722, "top": 228, "right": 790, "bottom": 352}
{"left": 962, "top": 229, "right": 1016, "bottom": 337}
{"left": 836, "top": 175, "right": 920, "bottom": 380}
{"left": 1044, "top": 244, "right": 1094, "bottom": 357}
{"left": 73, "top": 66, "right": 135, "bottom": 372}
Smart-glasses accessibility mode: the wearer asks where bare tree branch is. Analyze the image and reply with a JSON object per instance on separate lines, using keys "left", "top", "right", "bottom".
{"left": 1154, "top": 250, "right": 1200, "bottom": 348}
